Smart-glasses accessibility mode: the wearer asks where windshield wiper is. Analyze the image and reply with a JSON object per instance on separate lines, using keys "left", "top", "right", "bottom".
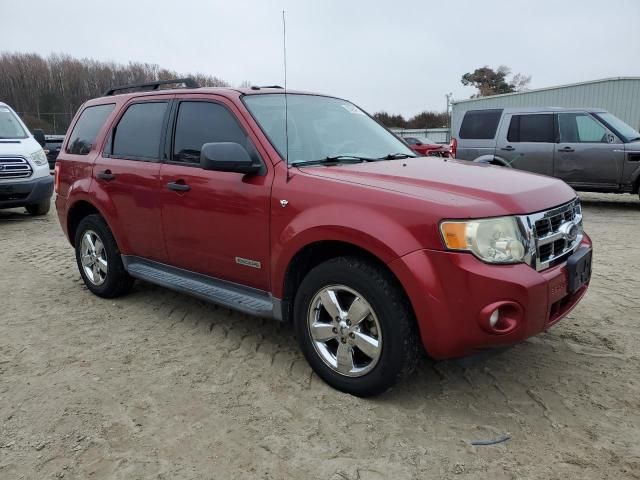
{"left": 292, "top": 155, "right": 378, "bottom": 167}
{"left": 379, "top": 153, "right": 416, "bottom": 160}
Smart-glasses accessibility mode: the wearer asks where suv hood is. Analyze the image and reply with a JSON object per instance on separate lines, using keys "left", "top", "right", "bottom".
{"left": 299, "top": 158, "right": 577, "bottom": 217}
{"left": 0, "top": 137, "right": 42, "bottom": 156}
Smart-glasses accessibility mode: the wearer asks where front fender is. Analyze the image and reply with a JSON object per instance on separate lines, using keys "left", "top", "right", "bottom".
{"left": 271, "top": 203, "right": 424, "bottom": 298}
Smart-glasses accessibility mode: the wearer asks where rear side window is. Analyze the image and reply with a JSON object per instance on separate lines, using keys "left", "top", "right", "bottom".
{"left": 507, "top": 114, "right": 554, "bottom": 143}
{"left": 66, "top": 104, "right": 115, "bottom": 154}
{"left": 111, "top": 102, "right": 168, "bottom": 159}
{"left": 172, "top": 101, "right": 251, "bottom": 164}
{"left": 459, "top": 109, "right": 502, "bottom": 139}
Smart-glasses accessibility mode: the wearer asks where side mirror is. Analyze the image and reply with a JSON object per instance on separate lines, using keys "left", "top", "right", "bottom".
{"left": 200, "top": 142, "right": 261, "bottom": 174}
{"left": 33, "top": 128, "right": 46, "bottom": 147}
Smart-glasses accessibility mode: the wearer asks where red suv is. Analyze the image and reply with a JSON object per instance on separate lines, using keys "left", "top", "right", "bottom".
{"left": 55, "top": 79, "right": 592, "bottom": 396}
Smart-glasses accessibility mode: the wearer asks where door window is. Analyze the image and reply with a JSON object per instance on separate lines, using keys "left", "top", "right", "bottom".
{"left": 459, "top": 109, "right": 502, "bottom": 139}
{"left": 558, "top": 113, "right": 607, "bottom": 143}
{"left": 507, "top": 114, "right": 554, "bottom": 142}
{"left": 172, "top": 101, "right": 252, "bottom": 164}
{"left": 110, "top": 102, "right": 168, "bottom": 160}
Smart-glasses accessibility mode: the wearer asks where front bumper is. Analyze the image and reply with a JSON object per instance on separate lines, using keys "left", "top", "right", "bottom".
{"left": 0, "top": 175, "right": 54, "bottom": 209}
{"left": 388, "top": 234, "right": 592, "bottom": 359}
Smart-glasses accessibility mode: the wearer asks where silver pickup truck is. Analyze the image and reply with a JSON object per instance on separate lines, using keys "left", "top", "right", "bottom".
{"left": 452, "top": 107, "right": 640, "bottom": 198}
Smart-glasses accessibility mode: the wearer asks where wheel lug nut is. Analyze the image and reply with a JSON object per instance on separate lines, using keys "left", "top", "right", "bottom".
{"left": 349, "top": 332, "right": 355, "bottom": 338}
{"left": 346, "top": 320, "right": 351, "bottom": 326}
{"left": 341, "top": 338, "right": 346, "bottom": 344}
{"left": 332, "top": 327, "right": 337, "bottom": 334}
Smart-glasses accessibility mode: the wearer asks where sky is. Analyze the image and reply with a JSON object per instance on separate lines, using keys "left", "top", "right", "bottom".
{"left": 1, "top": 0, "right": 638, "bottom": 118}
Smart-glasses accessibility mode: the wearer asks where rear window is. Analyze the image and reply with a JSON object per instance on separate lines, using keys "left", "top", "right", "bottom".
{"left": 66, "top": 104, "right": 115, "bottom": 155}
{"left": 507, "top": 114, "right": 554, "bottom": 143}
{"left": 111, "top": 102, "right": 168, "bottom": 160}
{"left": 459, "top": 109, "right": 503, "bottom": 139}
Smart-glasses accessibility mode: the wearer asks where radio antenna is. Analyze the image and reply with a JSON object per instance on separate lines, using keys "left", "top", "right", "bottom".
{"left": 282, "top": 10, "right": 291, "bottom": 181}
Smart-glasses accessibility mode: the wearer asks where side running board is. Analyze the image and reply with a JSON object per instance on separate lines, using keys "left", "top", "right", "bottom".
{"left": 122, "top": 256, "right": 282, "bottom": 321}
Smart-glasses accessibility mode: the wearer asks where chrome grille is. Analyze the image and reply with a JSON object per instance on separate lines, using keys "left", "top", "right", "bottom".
{"left": 0, "top": 156, "right": 32, "bottom": 179}
{"left": 521, "top": 199, "right": 583, "bottom": 271}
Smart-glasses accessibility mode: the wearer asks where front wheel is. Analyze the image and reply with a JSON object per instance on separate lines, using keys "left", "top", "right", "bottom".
{"left": 294, "top": 256, "right": 421, "bottom": 397}
{"left": 26, "top": 199, "right": 50, "bottom": 216}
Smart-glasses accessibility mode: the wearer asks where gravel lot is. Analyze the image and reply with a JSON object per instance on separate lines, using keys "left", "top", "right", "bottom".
{"left": 1, "top": 192, "right": 639, "bottom": 479}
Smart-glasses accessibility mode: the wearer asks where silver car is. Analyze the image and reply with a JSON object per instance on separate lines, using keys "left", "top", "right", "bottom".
{"left": 452, "top": 107, "right": 640, "bottom": 198}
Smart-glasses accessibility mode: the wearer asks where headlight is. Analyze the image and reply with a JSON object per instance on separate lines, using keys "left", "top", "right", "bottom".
{"left": 29, "top": 149, "right": 48, "bottom": 166}
{"left": 440, "top": 216, "right": 528, "bottom": 264}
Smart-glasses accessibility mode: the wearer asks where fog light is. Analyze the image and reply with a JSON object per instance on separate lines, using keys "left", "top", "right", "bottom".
{"left": 489, "top": 309, "right": 500, "bottom": 328}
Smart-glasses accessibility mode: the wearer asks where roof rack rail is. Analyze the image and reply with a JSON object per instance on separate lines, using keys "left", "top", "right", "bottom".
{"left": 250, "top": 85, "right": 284, "bottom": 90}
{"left": 103, "top": 78, "right": 200, "bottom": 96}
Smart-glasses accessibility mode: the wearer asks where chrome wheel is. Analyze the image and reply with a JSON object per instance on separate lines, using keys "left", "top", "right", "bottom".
{"left": 307, "top": 285, "right": 382, "bottom": 377}
{"left": 80, "top": 229, "right": 108, "bottom": 286}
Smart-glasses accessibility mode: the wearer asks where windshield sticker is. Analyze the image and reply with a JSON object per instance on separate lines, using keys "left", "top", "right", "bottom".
{"left": 341, "top": 104, "right": 365, "bottom": 115}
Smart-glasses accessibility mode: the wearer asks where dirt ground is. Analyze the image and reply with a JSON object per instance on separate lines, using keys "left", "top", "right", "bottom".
{"left": 0, "top": 192, "right": 639, "bottom": 480}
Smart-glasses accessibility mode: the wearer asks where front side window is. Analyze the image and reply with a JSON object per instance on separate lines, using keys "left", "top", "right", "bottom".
{"left": 111, "top": 102, "right": 167, "bottom": 159}
{"left": 507, "top": 114, "right": 554, "bottom": 143}
{"left": 0, "top": 106, "right": 27, "bottom": 139}
{"left": 594, "top": 112, "right": 640, "bottom": 142}
{"left": 173, "top": 102, "right": 250, "bottom": 163}
{"left": 243, "top": 94, "right": 415, "bottom": 164}
{"left": 66, "top": 104, "right": 115, "bottom": 154}
{"left": 558, "top": 113, "right": 607, "bottom": 143}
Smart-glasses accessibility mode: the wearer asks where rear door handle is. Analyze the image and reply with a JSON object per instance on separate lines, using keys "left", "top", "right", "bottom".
{"left": 96, "top": 169, "right": 115, "bottom": 181}
{"left": 166, "top": 181, "right": 191, "bottom": 192}
{"left": 501, "top": 146, "right": 515, "bottom": 151}
{"left": 558, "top": 147, "right": 575, "bottom": 152}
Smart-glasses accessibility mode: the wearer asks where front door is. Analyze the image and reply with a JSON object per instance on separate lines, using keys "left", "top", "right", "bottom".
{"left": 93, "top": 98, "right": 170, "bottom": 262}
{"left": 159, "top": 97, "right": 273, "bottom": 290}
{"left": 495, "top": 113, "right": 555, "bottom": 176}
{"left": 554, "top": 112, "right": 623, "bottom": 189}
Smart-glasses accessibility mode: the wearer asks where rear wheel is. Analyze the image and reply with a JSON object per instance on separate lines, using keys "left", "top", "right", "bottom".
{"left": 26, "top": 199, "right": 50, "bottom": 216}
{"left": 74, "top": 214, "right": 133, "bottom": 298}
{"left": 294, "top": 256, "right": 421, "bottom": 397}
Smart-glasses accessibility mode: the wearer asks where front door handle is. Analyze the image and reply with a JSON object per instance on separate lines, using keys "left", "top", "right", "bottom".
{"left": 166, "top": 181, "right": 191, "bottom": 192}
{"left": 96, "top": 169, "right": 115, "bottom": 181}
{"left": 558, "top": 147, "right": 575, "bottom": 152}
{"left": 501, "top": 145, "right": 515, "bottom": 151}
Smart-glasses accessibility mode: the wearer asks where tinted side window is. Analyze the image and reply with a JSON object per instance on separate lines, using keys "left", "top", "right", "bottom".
{"left": 173, "top": 102, "right": 250, "bottom": 163}
{"left": 112, "top": 102, "right": 168, "bottom": 159}
{"left": 507, "top": 114, "right": 554, "bottom": 143}
{"left": 558, "top": 113, "right": 607, "bottom": 143}
{"left": 66, "top": 104, "right": 115, "bottom": 155}
{"left": 459, "top": 109, "right": 503, "bottom": 139}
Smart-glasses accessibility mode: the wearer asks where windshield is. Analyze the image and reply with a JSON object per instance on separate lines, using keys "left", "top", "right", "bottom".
{"left": 243, "top": 94, "right": 415, "bottom": 165}
{"left": 594, "top": 112, "right": 640, "bottom": 142}
{"left": 0, "top": 106, "right": 28, "bottom": 139}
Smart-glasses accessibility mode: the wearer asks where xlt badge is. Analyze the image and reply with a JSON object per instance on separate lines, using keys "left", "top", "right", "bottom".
{"left": 235, "top": 257, "right": 262, "bottom": 269}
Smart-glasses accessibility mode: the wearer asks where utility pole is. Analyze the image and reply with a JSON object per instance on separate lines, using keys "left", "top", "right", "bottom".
{"left": 445, "top": 93, "right": 453, "bottom": 141}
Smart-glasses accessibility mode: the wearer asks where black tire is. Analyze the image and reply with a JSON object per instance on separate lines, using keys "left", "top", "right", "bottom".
{"left": 74, "top": 214, "right": 134, "bottom": 298}
{"left": 293, "top": 256, "right": 421, "bottom": 397}
{"left": 26, "top": 199, "right": 50, "bottom": 216}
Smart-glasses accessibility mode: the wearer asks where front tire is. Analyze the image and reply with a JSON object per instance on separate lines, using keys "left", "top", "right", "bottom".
{"left": 26, "top": 199, "right": 50, "bottom": 216}
{"left": 294, "top": 256, "right": 421, "bottom": 397}
{"left": 74, "top": 214, "right": 134, "bottom": 298}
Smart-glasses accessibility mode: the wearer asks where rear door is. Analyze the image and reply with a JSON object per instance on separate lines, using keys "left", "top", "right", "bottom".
{"left": 554, "top": 112, "right": 623, "bottom": 188}
{"left": 494, "top": 113, "right": 555, "bottom": 176}
{"left": 93, "top": 97, "right": 171, "bottom": 262}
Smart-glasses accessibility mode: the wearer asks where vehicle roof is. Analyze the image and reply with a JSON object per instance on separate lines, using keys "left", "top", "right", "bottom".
{"left": 83, "top": 86, "right": 319, "bottom": 107}
{"left": 465, "top": 106, "right": 607, "bottom": 114}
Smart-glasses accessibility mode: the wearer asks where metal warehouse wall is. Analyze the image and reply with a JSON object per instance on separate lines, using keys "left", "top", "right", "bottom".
{"left": 450, "top": 77, "right": 640, "bottom": 134}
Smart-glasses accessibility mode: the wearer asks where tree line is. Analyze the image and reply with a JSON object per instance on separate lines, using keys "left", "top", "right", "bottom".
{"left": 0, "top": 52, "right": 229, "bottom": 134}
{"left": 373, "top": 111, "right": 448, "bottom": 129}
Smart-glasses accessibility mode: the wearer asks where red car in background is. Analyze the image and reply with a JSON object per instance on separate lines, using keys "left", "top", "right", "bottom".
{"left": 404, "top": 136, "right": 450, "bottom": 157}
